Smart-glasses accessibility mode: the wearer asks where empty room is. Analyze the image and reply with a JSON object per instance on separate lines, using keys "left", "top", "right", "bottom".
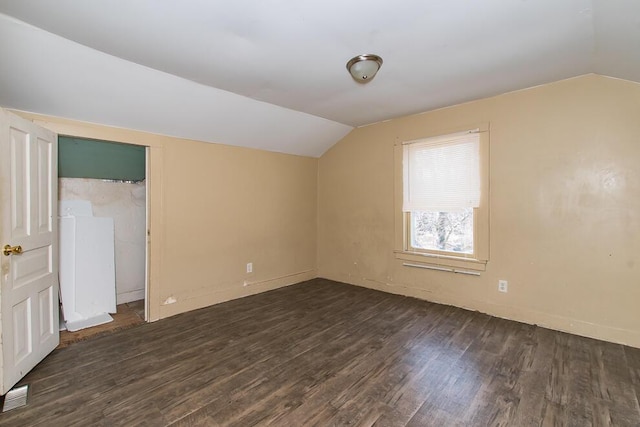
{"left": 0, "top": 1, "right": 639, "bottom": 426}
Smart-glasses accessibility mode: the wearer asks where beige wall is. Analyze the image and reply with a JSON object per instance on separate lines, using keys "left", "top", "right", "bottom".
{"left": 12, "top": 74, "right": 640, "bottom": 348}
{"left": 15, "top": 112, "right": 318, "bottom": 321}
{"left": 318, "top": 74, "right": 640, "bottom": 348}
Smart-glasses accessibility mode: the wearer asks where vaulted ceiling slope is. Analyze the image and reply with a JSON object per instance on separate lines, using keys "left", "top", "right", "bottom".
{"left": 1, "top": 1, "right": 639, "bottom": 157}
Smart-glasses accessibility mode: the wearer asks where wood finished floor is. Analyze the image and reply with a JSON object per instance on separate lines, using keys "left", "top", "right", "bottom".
{"left": 2, "top": 278, "right": 639, "bottom": 426}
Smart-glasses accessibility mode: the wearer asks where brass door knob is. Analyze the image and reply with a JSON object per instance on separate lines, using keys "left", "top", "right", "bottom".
{"left": 3, "top": 245, "right": 23, "bottom": 256}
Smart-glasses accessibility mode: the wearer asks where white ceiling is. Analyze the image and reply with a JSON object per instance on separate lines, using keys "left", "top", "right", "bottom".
{"left": 1, "top": 1, "right": 639, "bottom": 157}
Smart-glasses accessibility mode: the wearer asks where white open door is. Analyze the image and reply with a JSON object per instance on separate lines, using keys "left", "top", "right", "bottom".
{"left": 0, "top": 108, "right": 59, "bottom": 395}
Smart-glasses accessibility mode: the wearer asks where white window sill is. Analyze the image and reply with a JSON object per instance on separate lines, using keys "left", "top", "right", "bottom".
{"left": 394, "top": 250, "right": 487, "bottom": 272}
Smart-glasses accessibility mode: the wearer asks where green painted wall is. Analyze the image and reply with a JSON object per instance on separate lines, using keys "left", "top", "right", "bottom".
{"left": 58, "top": 136, "right": 145, "bottom": 181}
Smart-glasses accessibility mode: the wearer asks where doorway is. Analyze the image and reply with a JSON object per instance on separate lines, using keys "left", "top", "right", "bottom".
{"left": 57, "top": 136, "right": 148, "bottom": 346}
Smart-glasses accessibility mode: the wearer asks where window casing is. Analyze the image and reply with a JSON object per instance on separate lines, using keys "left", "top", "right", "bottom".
{"left": 394, "top": 124, "right": 489, "bottom": 271}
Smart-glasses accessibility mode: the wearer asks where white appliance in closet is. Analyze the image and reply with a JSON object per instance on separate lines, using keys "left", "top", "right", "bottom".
{"left": 59, "top": 200, "right": 116, "bottom": 332}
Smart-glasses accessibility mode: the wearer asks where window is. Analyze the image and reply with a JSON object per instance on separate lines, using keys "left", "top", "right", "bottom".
{"left": 410, "top": 208, "right": 474, "bottom": 254}
{"left": 394, "top": 125, "right": 489, "bottom": 271}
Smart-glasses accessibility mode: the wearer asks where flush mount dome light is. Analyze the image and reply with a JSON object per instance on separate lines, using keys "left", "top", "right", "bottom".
{"left": 346, "top": 54, "right": 383, "bottom": 83}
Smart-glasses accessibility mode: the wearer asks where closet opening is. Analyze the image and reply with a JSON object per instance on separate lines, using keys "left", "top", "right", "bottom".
{"left": 57, "top": 136, "right": 149, "bottom": 346}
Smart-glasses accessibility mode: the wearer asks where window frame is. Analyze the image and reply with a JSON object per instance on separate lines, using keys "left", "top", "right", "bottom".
{"left": 394, "top": 123, "right": 490, "bottom": 272}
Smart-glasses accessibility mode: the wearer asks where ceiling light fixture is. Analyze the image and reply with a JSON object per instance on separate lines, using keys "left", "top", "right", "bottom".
{"left": 346, "top": 54, "right": 383, "bottom": 83}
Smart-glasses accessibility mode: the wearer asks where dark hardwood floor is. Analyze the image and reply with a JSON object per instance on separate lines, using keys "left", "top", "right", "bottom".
{"left": 2, "top": 278, "right": 639, "bottom": 426}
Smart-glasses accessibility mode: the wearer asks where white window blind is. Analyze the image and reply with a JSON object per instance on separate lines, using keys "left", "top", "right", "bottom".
{"left": 403, "top": 130, "right": 480, "bottom": 212}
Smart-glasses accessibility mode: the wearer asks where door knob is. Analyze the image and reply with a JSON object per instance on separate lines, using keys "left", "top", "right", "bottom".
{"left": 3, "top": 245, "right": 23, "bottom": 256}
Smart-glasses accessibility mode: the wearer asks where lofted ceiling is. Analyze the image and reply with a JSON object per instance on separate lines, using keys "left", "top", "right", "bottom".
{"left": 1, "top": 1, "right": 639, "bottom": 157}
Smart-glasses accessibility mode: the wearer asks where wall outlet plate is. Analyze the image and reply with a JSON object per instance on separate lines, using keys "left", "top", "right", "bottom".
{"left": 246, "top": 262, "right": 253, "bottom": 273}
{"left": 498, "top": 280, "right": 508, "bottom": 293}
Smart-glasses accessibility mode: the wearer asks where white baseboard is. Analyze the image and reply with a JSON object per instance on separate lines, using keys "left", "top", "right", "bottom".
{"left": 117, "top": 289, "right": 145, "bottom": 304}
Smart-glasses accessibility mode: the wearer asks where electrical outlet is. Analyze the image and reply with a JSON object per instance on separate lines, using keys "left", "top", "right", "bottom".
{"left": 246, "top": 262, "right": 253, "bottom": 274}
{"left": 498, "top": 280, "right": 508, "bottom": 293}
